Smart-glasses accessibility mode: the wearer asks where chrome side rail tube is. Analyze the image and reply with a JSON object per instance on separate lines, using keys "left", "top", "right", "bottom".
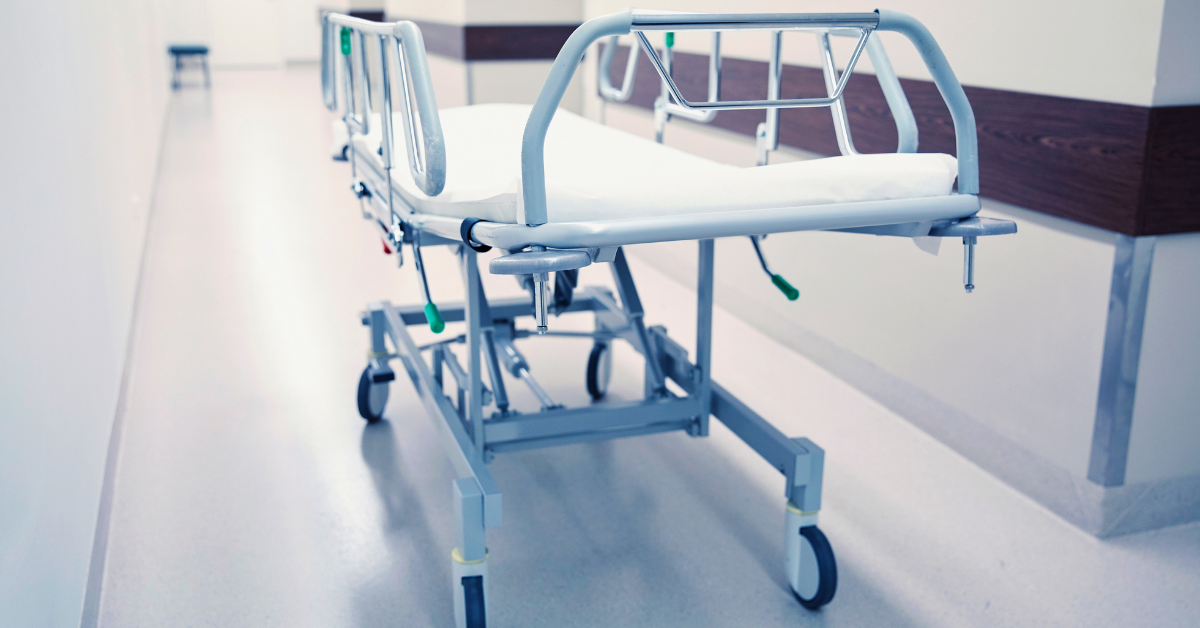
{"left": 636, "top": 27, "right": 872, "bottom": 112}
{"left": 660, "top": 33, "right": 722, "bottom": 123}
{"left": 321, "top": 13, "right": 447, "bottom": 197}
{"left": 630, "top": 11, "right": 879, "bottom": 31}
{"left": 522, "top": 11, "right": 635, "bottom": 226}
{"left": 875, "top": 9, "right": 977, "bottom": 193}
{"left": 598, "top": 35, "right": 639, "bottom": 102}
{"left": 864, "top": 33, "right": 918, "bottom": 153}
{"left": 522, "top": 9, "right": 978, "bottom": 223}
{"left": 817, "top": 32, "right": 858, "bottom": 156}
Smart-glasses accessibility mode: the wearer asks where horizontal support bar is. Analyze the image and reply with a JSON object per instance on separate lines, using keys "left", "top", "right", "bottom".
{"left": 630, "top": 11, "right": 878, "bottom": 30}
{"left": 709, "top": 382, "right": 809, "bottom": 485}
{"left": 392, "top": 295, "right": 604, "bottom": 327}
{"left": 485, "top": 397, "right": 703, "bottom": 445}
{"left": 487, "top": 420, "right": 693, "bottom": 454}
{"left": 650, "top": 326, "right": 814, "bottom": 501}
{"left": 325, "top": 13, "right": 397, "bottom": 35}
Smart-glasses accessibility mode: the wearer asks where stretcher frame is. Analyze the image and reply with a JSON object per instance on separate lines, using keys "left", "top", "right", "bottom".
{"left": 322, "top": 9, "right": 1013, "bottom": 627}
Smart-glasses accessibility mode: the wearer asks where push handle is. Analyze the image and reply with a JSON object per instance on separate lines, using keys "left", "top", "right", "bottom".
{"left": 771, "top": 274, "right": 800, "bottom": 301}
{"left": 751, "top": 236, "right": 800, "bottom": 301}
{"left": 424, "top": 302, "right": 445, "bottom": 334}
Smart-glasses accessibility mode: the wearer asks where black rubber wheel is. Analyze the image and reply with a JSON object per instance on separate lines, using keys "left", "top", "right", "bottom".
{"left": 793, "top": 525, "right": 837, "bottom": 610}
{"left": 357, "top": 367, "right": 389, "bottom": 422}
{"left": 461, "top": 575, "right": 487, "bottom": 628}
{"left": 586, "top": 342, "right": 611, "bottom": 400}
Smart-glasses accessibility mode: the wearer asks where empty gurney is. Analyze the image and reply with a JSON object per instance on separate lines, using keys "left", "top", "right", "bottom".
{"left": 321, "top": 9, "right": 1015, "bottom": 627}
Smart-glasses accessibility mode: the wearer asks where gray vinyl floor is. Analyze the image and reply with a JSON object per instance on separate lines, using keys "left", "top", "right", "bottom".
{"left": 96, "top": 68, "right": 1200, "bottom": 627}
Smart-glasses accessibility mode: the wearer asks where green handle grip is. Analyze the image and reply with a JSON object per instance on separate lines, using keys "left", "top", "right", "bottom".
{"left": 340, "top": 27, "right": 351, "bottom": 55}
{"left": 665, "top": 32, "right": 674, "bottom": 48}
{"left": 771, "top": 274, "right": 800, "bottom": 301}
{"left": 424, "top": 302, "right": 445, "bottom": 334}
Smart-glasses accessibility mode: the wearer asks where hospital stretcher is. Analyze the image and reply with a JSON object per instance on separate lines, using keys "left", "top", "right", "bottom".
{"left": 321, "top": 9, "right": 1015, "bottom": 627}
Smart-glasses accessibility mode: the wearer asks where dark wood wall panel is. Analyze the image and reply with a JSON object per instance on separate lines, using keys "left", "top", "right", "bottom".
{"left": 465, "top": 25, "right": 577, "bottom": 60}
{"left": 606, "top": 45, "right": 1195, "bottom": 236}
{"left": 411, "top": 21, "right": 465, "bottom": 59}
{"left": 348, "top": 11, "right": 385, "bottom": 22}
{"left": 408, "top": 21, "right": 576, "bottom": 61}
{"left": 1141, "top": 106, "right": 1200, "bottom": 235}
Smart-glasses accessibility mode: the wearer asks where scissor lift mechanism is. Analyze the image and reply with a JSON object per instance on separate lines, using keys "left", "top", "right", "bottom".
{"left": 324, "top": 8, "right": 1014, "bottom": 627}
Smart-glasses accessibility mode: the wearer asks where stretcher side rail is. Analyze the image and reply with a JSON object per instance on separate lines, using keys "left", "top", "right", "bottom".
{"left": 523, "top": 8, "right": 980, "bottom": 228}
{"left": 322, "top": 12, "right": 446, "bottom": 197}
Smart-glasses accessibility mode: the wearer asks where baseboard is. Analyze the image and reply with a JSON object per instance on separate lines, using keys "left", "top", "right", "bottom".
{"left": 627, "top": 245, "right": 1200, "bottom": 538}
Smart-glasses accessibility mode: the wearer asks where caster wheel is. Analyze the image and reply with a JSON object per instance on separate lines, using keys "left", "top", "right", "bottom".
{"left": 586, "top": 342, "right": 612, "bottom": 400}
{"left": 357, "top": 366, "right": 390, "bottom": 422}
{"left": 790, "top": 525, "right": 837, "bottom": 610}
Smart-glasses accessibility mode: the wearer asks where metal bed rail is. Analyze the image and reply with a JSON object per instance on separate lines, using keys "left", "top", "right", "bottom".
{"left": 322, "top": 12, "right": 446, "bottom": 198}
{"left": 598, "top": 27, "right": 918, "bottom": 159}
{"left": 523, "top": 9, "right": 980, "bottom": 228}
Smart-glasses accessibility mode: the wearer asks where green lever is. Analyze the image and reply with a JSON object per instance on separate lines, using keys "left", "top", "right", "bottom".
{"left": 340, "top": 27, "right": 351, "bottom": 55}
{"left": 424, "top": 302, "right": 445, "bottom": 334}
{"left": 665, "top": 32, "right": 674, "bottom": 48}
{"left": 771, "top": 274, "right": 800, "bottom": 301}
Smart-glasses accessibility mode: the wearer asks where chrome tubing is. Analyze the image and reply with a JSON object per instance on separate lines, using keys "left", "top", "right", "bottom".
{"left": 321, "top": 13, "right": 447, "bottom": 197}
{"left": 598, "top": 35, "right": 639, "bottom": 102}
{"left": 630, "top": 11, "right": 879, "bottom": 31}
{"left": 522, "top": 11, "right": 636, "bottom": 226}
{"left": 521, "top": 9, "right": 978, "bottom": 224}
{"left": 659, "top": 32, "right": 722, "bottom": 124}
{"left": 875, "top": 9, "right": 977, "bottom": 194}
{"left": 634, "top": 25, "right": 871, "bottom": 112}
{"left": 817, "top": 32, "right": 858, "bottom": 156}
{"left": 320, "top": 12, "right": 338, "bottom": 111}
{"left": 391, "top": 21, "right": 446, "bottom": 196}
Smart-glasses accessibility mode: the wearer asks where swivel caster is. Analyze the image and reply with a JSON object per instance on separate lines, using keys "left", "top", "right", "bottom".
{"left": 357, "top": 365, "right": 392, "bottom": 423}
{"left": 586, "top": 341, "right": 612, "bottom": 400}
{"left": 785, "top": 503, "right": 837, "bottom": 610}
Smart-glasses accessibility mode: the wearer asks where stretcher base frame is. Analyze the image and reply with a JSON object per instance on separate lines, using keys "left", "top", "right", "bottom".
{"left": 360, "top": 240, "right": 826, "bottom": 626}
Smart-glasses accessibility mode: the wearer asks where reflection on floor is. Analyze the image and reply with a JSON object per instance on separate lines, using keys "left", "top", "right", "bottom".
{"left": 96, "top": 68, "right": 1200, "bottom": 627}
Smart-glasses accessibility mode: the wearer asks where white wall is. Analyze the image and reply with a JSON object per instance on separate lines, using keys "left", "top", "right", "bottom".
{"left": 281, "top": 0, "right": 349, "bottom": 63}
{"left": 1152, "top": 0, "right": 1200, "bottom": 106}
{"left": 162, "top": 0, "right": 212, "bottom": 45}
{"left": 0, "top": 2, "right": 170, "bottom": 626}
{"left": 164, "top": 0, "right": 346, "bottom": 65}
{"left": 585, "top": 0, "right": 1168, "bottom": 106}
{"left": 1126, "top": 233, "right": 1200, "bottom": 484}
{"left": 386, "top": 0, "right": 582, "bottom": 24}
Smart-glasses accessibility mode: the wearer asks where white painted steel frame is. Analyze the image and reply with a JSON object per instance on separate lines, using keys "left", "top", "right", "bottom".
{"left": 363, "top": 241, "right": 829, "bottom": 528}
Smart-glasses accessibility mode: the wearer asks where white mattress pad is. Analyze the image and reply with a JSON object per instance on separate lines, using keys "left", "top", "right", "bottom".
{"left": 349, "top": 104, "right": 959, "bottom": 225}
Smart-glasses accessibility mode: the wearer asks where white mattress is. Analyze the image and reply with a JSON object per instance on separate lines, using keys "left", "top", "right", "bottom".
{"left": 348, "top": 104, "right": 959, "bottom": 225}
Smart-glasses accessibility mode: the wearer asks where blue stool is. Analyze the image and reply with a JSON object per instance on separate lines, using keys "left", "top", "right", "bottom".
{"left": 168, "top": 45, "right": 210, "bottom": 90}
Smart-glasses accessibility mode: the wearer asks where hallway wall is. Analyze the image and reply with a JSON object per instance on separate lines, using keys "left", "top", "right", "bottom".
{"left": 0, "top": 2, "right": 170, "bottom": 626}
